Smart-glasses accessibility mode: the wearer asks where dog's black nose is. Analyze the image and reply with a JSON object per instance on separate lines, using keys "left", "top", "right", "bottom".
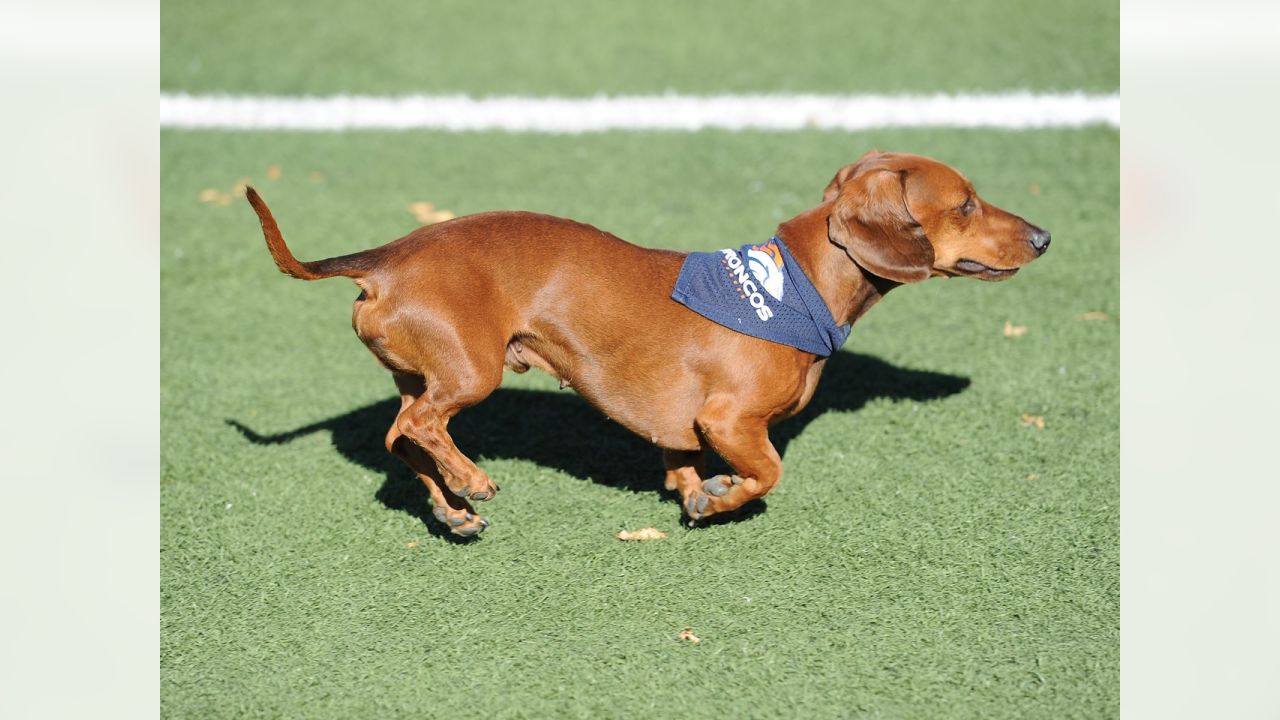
{"left": 1028, "top": 227, "right": 1051, "bottom": 255}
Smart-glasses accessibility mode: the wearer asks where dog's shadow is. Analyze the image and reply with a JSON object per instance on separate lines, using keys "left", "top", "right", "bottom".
{"left": 228, "top": 351, "right": 968, "bottom": 538}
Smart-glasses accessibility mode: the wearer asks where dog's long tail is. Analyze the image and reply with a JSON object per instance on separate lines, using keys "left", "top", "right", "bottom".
{"left": 247, "top": 187, "right": 381, "bottom": 280}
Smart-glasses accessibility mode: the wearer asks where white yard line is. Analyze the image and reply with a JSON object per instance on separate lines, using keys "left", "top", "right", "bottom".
{"left": 160, "top": 92, "right": 1118, "bottom": 132}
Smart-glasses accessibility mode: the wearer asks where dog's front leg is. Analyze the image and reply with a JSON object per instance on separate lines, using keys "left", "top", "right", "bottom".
{"left": 683, "top": 408, "right": 782, "bottom": 521}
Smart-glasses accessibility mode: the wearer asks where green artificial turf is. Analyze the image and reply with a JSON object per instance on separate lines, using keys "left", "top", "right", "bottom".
{"left": 162, "top": 0, "right": 1118, "bottom": 95}
{"left": 162, "top": 0, "right": 1118, "bottom": 715}
{"left": 161, "top": 127, "right": 1117, "bottom": 718}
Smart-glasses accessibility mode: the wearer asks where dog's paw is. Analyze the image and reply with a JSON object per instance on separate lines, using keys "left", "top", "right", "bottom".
{"left": 431, "top": 504, "right": 490, "bottom": 537}
{"left": 683, "top": 490, "right": 710, "bottom": 519}
{"left": 683, "top": 475, "right": 745, "bottom": 520}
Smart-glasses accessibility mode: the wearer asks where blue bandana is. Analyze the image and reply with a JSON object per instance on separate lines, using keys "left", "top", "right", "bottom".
{"left": 670, "top": 237, "right": 851, "bottom": 357}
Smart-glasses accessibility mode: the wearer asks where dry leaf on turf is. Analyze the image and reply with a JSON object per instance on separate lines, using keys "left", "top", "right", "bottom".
{"left": 1003, "top": 320, "right": 1028, "bottom": 337}
{"left": 405, "top": 541, "right": 418, "bottom": 549}
{"left": 677, "top": 628, "right": 701, "bottom": 643}
{"left": 408, "top": 201, "right": 457, "bottom": 225}
{"left": 1027, "top": 473, "right": 1038, "bottom": 481}
{"left": 1021, "top": 414, "right": 1046, "bottom": 430}
{"left": 231, "top": 177, "right": 253, "bottom": 198}
{"left": 1029, "top": 182, "right": 1042, "bottom": 195}
{"left": 616, "top": 528, "right": 667, "bottom": 541}
{"left": 308, "top": 171, "right": 325, "bottom": 183}
{"left": 1077, "top": 311, "right": 1109, "bottom": 321}
{"left": 198, "top": 189, "right": 232, "bottom": 207}
{"left": 266, "top": 165, "right": 282, "bottom": 181}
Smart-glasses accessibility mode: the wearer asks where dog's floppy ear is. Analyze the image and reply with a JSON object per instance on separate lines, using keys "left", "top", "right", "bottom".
{"left": 827, "top": 166, "right": 934, "bottom": 284}
{"left": 822, "top": 149, "right": 883, "bottom": 202}
{"left": 822, "top": 164, "right": 859, "bottom": 203}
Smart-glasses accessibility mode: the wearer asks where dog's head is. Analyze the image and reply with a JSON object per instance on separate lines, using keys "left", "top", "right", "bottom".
{"left": 822, "top": 150, "right": 1050, "bottom": 283}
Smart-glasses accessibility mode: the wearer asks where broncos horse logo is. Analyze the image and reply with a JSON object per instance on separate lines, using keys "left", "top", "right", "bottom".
{"left": 745, "top": 242, "right": 785, "bottom": 301}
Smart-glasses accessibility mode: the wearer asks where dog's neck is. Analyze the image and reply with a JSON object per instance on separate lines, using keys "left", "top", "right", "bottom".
{"left": 776, "top": 204, "right": 899, "bottom": 327}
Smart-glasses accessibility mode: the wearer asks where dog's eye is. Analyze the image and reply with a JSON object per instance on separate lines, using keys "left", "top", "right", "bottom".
{"left": 959, "top": 197, "right": 976, "bottom": 216}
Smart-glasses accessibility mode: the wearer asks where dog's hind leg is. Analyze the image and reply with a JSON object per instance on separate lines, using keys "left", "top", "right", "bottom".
{"left": 384, "top": 374, "right": 489, "bottom": 537}
{"left": 663, "top": 448, "right": 706, "bottom": 494}
{"left": 682, "top": 403, "right": 782, "bottom": 521}
{"left": 390, "top": 347, "right": 504, "bottom": 504}
{"left": 397, "top": 443, "right": 490, "bottom": 537}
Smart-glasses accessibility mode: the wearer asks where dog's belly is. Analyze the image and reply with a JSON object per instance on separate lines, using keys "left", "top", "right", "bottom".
{"left": 506, "top": 333, "right": 707, "bottom": 451}
{"left": 505, "top": 312, "right": 822, "bottom": 452}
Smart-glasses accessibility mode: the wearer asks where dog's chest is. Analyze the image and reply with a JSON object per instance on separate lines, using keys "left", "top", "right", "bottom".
{"left": 775, "top": 357, "right": 828, "bottom": 422}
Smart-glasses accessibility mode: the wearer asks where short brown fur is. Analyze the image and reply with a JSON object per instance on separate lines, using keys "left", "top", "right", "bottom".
{"left": 248, "top": 150, "right": 1049, "bottom": 536}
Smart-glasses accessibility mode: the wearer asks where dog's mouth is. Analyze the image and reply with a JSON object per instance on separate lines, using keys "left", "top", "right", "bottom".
{"left": 952, "top": 259, "right": 1020, "bottom": 280}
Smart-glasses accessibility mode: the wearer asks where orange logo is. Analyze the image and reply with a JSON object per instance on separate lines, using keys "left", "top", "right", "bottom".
{"left": 745, "top": 242, "right": 785, "bottom": 301}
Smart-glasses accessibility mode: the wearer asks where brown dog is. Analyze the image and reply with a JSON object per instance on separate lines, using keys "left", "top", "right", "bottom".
{"left": 248, "top": 150, "right": 1048, "bottom": 536}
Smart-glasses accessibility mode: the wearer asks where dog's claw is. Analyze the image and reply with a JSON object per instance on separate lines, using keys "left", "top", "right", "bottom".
{"left": 448, "top": 515, "right": 465, "bottom": 527}
{"left": 703, "top": 476, "right": 731, "bottom": 497}
{"left": 471, "top": 491, "right": 490, "bottom": 501}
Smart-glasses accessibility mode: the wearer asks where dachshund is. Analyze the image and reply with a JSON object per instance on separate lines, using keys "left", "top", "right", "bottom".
{"left": 247, "top": 150, "right": 1049, "bottom": 536}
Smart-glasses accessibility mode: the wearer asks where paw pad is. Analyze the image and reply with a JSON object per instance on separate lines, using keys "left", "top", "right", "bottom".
{"left": 703, "top": 476, "right": 732, "bottom": 497}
